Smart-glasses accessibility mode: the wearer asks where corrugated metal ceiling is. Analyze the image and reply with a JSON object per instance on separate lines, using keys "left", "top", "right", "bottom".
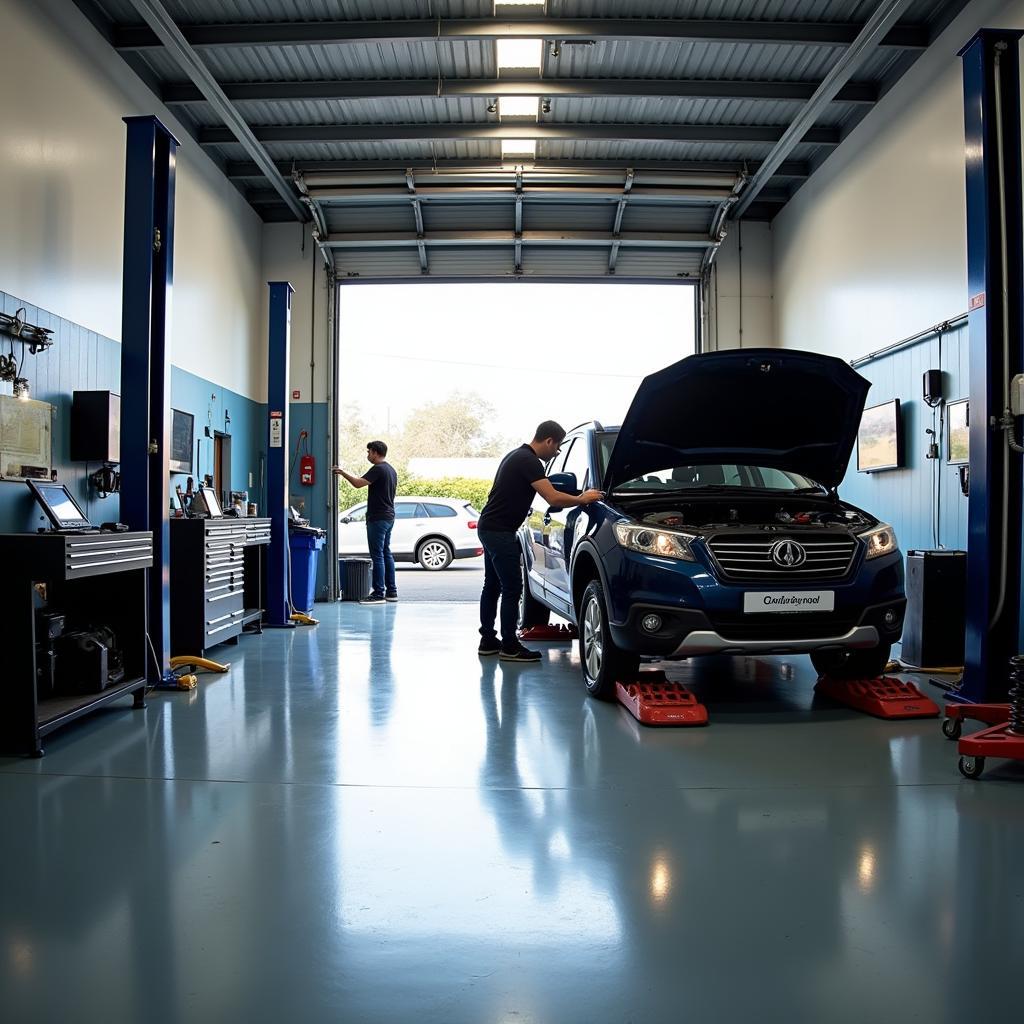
{"left": 83, "top": 0, "right": 963, "bottom": 278}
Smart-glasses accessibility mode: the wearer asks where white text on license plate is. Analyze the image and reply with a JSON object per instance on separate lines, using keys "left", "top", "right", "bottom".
{"left": 743, "top": 591, "right": 835, "bottom": 614}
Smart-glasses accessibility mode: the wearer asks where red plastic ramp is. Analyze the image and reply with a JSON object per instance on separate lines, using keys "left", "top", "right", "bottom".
{"left": 616, "top": 672, "right": 709, "bottom": 726}
{"left": 815, "top": 676, "right": 940, "bottom": 719}
{"left": 518, "top": 623, "right": 578, "bottom": 641}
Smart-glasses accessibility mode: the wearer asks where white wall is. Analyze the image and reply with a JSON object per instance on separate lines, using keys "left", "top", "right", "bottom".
{"left": 708, "top": 221, "right": 775, "bottom": 350}
{"left": 772, "top": 0, "right": 1017, "bottom": 360}
{"left": 260, "top": 223, "right": 332, "bottom": 404}
{"left": 0, "top": 0, "right": 265, "bottom": 400}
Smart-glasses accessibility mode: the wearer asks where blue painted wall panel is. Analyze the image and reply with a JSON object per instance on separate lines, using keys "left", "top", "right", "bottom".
{"left": 289, "top": 399, "right": 330, "bottom": 597}
{"left": 838, "top": 324, "right": 970, "bottom": 555}
{"left": 0, "top": 289, "right": 264, "bottom": 532}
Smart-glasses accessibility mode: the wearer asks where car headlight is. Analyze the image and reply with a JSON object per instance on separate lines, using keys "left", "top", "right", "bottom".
{"left": 860, "top": 523, "right": 898, "bottom": 560}
{"left": 614, "top": 522, "right": 696, "bottom": 562}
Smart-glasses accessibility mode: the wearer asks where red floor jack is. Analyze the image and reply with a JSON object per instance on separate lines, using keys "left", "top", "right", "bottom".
{"left": 947, "top": 655, "right": 1024, "bottom": 779}
{"left": 518, "top": 623, "right": 578, "bottom": 641}
{"left": 616, "top": 671, "right": 709, "bottom": 726}
{"left": 814, "top": 675, "right": 940, "bottom": 719}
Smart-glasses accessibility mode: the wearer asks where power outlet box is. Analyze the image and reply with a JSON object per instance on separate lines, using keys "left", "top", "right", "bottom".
{"left": 1012, "top": 374, "right": 1024, "bottom": 416}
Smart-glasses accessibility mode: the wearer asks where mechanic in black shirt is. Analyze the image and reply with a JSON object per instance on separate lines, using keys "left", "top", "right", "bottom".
{"left": 333, "top": 440, "right": 399, "bottom": 604}
{"left": 477, "top": 421, "right": 603, "bottom": 661}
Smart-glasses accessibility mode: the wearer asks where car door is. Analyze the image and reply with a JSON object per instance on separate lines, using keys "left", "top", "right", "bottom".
{"left": 525, "top": 448, "right": 567, "bottom": 599}
{"left": 338, "top": 504, "right": 368, "bottom": 553}
{"left": 389, "top": 501, "right": 425, "bottom": 556}
{"left": 544, "top": 435, "right": 592, "bottom": 614}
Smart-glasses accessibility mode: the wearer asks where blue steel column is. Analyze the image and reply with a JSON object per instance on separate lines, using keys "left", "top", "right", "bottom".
{"left": 959, "top": 30, "right": 1024, "bottom": 703}
{"left": 120, "top": 115, "right": 178, "bottom": 684}
{"left": 266, "top": 282, "right": 295, "bottom": 627}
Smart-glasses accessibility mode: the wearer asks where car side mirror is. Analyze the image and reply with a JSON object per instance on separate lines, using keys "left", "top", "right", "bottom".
{"left": 548, "top": 471, "right": 578, "bottom": 494}
{"left": 341, "top": 516, "right": 352, "bottom": 524}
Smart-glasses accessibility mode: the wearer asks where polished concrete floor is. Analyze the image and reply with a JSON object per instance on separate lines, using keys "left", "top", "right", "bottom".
{"left": 1, "top": 602, "right": 1022, "bottom": 1023}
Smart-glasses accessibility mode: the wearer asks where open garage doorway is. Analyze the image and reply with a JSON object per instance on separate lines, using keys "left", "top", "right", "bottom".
{"left": 336, "top": 281, "right": 697, "bottom": 600}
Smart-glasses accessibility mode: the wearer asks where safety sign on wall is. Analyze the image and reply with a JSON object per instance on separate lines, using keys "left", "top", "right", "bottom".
{"left": 269, "top": 410, "right": 283, "bottom": 448}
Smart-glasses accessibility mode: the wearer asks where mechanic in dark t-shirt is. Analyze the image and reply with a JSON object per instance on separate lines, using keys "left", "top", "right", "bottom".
{"left": 333, "top": 440, "right": 399, "bottom": 603}
{"left": 478, "top": 421, "right": 604, "bottom": 661}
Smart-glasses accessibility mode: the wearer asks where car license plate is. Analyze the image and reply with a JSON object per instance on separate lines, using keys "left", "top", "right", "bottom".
{"left": 743, "top": 591, "right": 835, "bottom": 613}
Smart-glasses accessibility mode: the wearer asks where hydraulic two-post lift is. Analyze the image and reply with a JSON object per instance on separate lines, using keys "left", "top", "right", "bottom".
{"left": 945, "top": 30, "right": 1024, "bottom": 777}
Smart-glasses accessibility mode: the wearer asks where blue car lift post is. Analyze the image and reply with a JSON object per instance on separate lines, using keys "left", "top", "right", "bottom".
{"left": 266, "top": 282, "right": 296, "bottom": 628}
{"left": 943, "top": 29, "right": 1024, "bottom": 778}
{"left": 119, "top": 115, "right": 181, "bottom": 691}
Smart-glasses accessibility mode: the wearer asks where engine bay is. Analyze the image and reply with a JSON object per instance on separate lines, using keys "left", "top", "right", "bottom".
{"left": 611, "top": 495, "right": 874, "bottom": 533}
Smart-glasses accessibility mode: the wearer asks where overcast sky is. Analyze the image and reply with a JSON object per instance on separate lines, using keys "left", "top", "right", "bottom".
{"left": 339, "top": 282, "right": 696, "bottom": 444}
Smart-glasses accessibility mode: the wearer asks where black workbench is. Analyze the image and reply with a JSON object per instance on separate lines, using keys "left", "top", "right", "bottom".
{"left": 170, "top": 517, "right": 271, "bottom": 656}
{"left": 0, "top": 531, "right": 153, "bottom": 757}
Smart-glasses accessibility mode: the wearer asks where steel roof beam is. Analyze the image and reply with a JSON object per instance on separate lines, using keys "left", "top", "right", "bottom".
{"left": 226, "top": 158, "right": 811, "bottom": 181}
{"left": 322, "top": 230, "right": 715, "bottom": 249}
{"left": 163, "top": 76, "right": 879, "bottom": 106}
{"left": 733, "top": 0, "right": 916, "bottom": 219}
{"left": 114, "top": 18, "right": 929, "bottom": 50}
{"left": 120, "top": 0, "right": 305, "bottom": 221}
{"left": 288, "top": 185, "right": 736, "bottom": 204}
{"left": 200, "top": 123, "right": 840, "bottom": 146}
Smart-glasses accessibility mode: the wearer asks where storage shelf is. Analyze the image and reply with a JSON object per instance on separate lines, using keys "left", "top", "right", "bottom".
{"left": 37, "top": 677, "right": 146, "bottom": 737}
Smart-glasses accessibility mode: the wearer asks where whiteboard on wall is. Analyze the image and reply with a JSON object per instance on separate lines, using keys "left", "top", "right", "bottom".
{"left": 0, "top": 395, "right": 53, "bottom": 480}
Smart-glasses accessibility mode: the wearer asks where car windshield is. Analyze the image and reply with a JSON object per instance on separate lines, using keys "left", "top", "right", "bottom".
{"left": 595, "top": 431, "right": 824, "bottom": 493}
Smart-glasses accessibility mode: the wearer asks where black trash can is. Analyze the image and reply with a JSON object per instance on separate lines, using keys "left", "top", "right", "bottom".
{"left": 339, "top": 558, "right": 372, "bottom": 602}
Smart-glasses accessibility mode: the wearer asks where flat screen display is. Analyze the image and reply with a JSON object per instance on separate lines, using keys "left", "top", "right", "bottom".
{"left": 200, "top": 485, "right": 223, "bottom": 518}
{"left": 28, "top": 481, "right": 91, "bottom": 528}
{"left": 170, "top": 409, "right": 194, "bottom": 474}
{"left": 947, "top": 399, "right": 969, "bottom": 464}
{"left": 857, "top": 399, "right": 902, "bottom": 472}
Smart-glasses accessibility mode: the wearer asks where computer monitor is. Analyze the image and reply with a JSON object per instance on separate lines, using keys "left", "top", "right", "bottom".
{"left": 26, "top": 480, "right": 93, "bottom": 531}
{"left": 196, "top": 485, "right": 223, "bottom": 519}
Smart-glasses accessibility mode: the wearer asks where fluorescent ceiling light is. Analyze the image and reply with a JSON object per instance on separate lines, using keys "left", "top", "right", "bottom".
{"left": 495, "top": 1, "right": 545, "bottom": 9}
{"left": 499, "top": 96, "right": 539, "bottom": 119}
{"left": 502, "top": 139, "right": 536, "bottom": 160}
{"left": 496, "top": 38, "right": 543, "bottom": 71}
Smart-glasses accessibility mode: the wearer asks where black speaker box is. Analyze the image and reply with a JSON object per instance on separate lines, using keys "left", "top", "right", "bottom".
{"left": 902, "top": 550, "right": 966, "bottom": 668}
{"left": 71, "top": 390, "right": 120, "bottom": 463}
{"left": 923, "top": 369, "right": 944, "bottom": 405}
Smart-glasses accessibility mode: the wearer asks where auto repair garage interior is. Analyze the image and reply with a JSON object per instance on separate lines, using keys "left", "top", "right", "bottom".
{"left": 3, "top": 0, "right": 1024, "bottom": 1020}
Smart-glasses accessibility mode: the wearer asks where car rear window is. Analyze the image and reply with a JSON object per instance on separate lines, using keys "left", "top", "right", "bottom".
{"left": 424, "top": 503, "right": 457, "bottom": 518}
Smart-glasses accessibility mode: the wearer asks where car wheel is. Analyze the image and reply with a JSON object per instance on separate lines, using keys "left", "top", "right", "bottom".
{"left": 579, "top": 579, "right": 639, "bottom": 701}
{"left": 417, "top": 538, "right": 453, "bottom": 571}
{"left": 518, "top": 558, "right": 550, "bottom": 629}
{"left": 810, "top": 643, "right": 892, "bottom": 680}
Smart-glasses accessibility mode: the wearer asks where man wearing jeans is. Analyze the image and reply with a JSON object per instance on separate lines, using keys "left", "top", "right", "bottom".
{"left": 477, "top": 421, "right": 603, "bottom": 661}
{"left": 333, "top": 441, "right": 399, "bottom": 604}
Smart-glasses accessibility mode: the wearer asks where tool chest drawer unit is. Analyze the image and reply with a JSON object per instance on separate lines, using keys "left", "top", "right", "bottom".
{"left": 170, "top": 518, "right": 270, "bottom": 655}
{"left": 0, "top": 531, "right": 153, "bottom": 757}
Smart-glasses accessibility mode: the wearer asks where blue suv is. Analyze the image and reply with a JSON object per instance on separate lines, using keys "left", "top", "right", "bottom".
{"left": 517, "top": 349, "right": 906, "bottom": 699}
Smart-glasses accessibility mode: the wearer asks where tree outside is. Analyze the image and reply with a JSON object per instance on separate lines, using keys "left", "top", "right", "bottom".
{"left": 337, "top": 391, "right": 512, "bottom": 511}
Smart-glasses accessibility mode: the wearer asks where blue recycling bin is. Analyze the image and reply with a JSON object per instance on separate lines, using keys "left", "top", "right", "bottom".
{"left": 289, "top": 529, "right": 326, "bottom": 613}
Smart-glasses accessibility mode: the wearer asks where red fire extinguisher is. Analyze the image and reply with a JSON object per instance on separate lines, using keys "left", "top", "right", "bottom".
{"left": 300, "top": 454, "right": 316, "bottom": 486}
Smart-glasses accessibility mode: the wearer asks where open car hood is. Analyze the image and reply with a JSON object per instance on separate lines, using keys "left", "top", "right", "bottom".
{"left": 603, "top": 349, "right": 871, "bottom": 492}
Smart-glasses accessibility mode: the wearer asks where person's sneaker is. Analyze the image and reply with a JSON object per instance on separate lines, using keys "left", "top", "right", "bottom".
{"left": 361, "top": 593, "right": 386, "bottom": 605}
{"left": 385, "top": 592, "right": 399, "bottom": 603}
{"left": 499, "top": 644, "right": 543, "bottom": 662}
{"left": 478, "top": 638, "right": 501, "bottom": 656}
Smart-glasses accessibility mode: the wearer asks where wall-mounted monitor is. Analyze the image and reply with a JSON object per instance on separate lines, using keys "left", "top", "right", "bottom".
{"left": 170, "top": 408, "right": 194, "bottom": 474}
{"left": 947, "top": 399, "right": 969, "bottom": 464}
{"left": 857, "top": 399, "right": 903, "bottom": 473}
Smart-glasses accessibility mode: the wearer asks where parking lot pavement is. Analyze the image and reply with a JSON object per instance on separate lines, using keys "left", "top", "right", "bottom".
{"left": 393, "top": 556, "right": 484, "bottom": 602}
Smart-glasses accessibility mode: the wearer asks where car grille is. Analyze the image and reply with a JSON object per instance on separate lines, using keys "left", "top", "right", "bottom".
{"left": 709, "top": 612, "right": 858, "bottom": 642}
{"left": 706, "top": 533, "right": 858, "bottom": 582}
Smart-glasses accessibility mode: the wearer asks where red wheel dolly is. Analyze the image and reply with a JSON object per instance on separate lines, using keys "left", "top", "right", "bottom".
{"left": 518, "top": 623, "right": 578, "bottom": 641}
{"left": 954, "top": 654, "right": 1024, "bottom": 780}
{"left": 814, "top": 675, "right": 940, "bottom": 719}
{"left": 940, "top": 702, "right": 1010, "bottom": 740}
{"left": 616, "top": 671, "right": 709, "bottom": 726}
